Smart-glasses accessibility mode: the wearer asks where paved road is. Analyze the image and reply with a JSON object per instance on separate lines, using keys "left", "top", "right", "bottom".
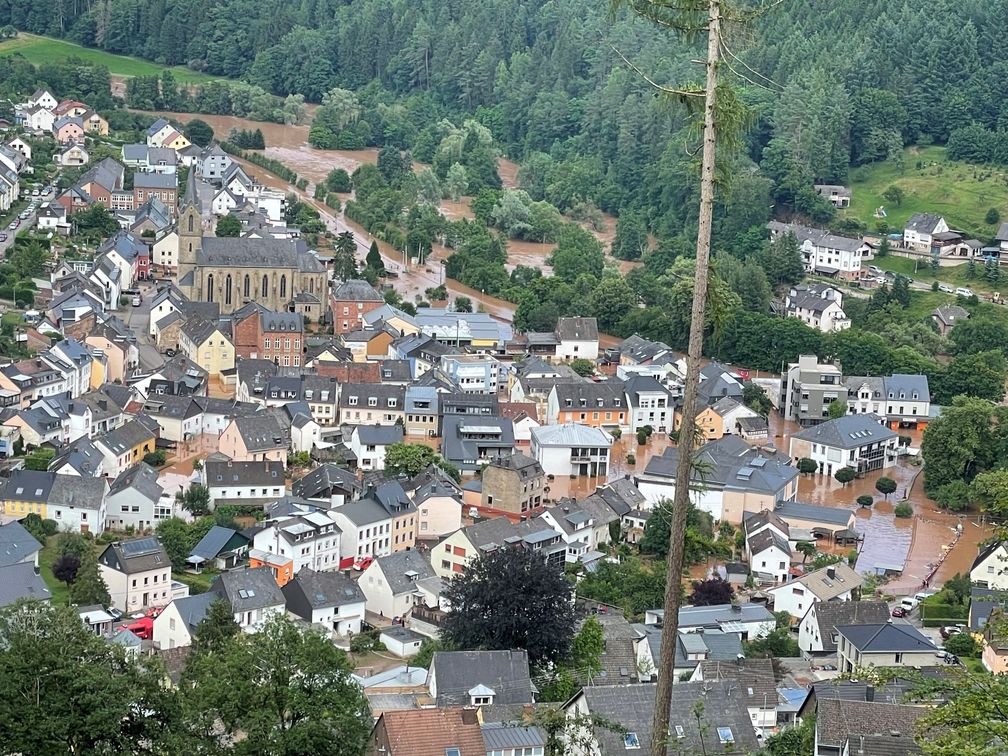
{"left": 120, "top": 282, "right": 164, "bottom": 372}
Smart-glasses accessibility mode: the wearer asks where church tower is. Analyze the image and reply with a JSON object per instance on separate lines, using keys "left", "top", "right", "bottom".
{"left": 176, "top": 168, "right": 203, "bottom": 295}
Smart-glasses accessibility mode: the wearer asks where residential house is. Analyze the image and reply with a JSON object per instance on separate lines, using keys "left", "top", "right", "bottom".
{"left": 133, "top": 172, "right": 177, "bottom": 209}
{"left": 554, "top": 316, "right": 600, "bottom": 361}
{"left": 209, "top": 566, "right": 286, "bottom": 632}
{"left": 636, "top": 436, "right": 799, "bottom": 523}
{"left": 697, "top": 362, "right": 746, "bottom": 406}
{"left": 798, "top": 599, "right": 891, "bottom": 661}
{"left": 440, "top": 415, "right": 515, "bottom": 473}
{"left": 372, "top": 479, "right": 419, "bottom": 553}
{"left": 439, "top": 353, "right": 500, "bottom": 395}
{"left": 97, "top": 537, "right": 172, "bottom": 612}
{"left": 218, "top": 413, "right": 287, "bottom": 463}
{"left": 623, "top": 374, "right": 674, "bottom": 434}
{"left": 151, "top": 591, "right": 218, "bottom": 650}
{"left": 50, "top": 436, "right": 105, "bottom": 477}
{"left": 292, "top": 462, "right": 361, "bottom": 507}
{"left": 368, "top": 708, "right": 487, "bottom": 756}
{"left": 56, "top": 142, "right": 89, "bottom": 167}
{"left": 36, "top": 202, "right": 69, "bottom": 232}
{"left": 770, "top": 500, "right": 858, "bottom": 541}
{"left": 835, "top": 623, "right": 939, "bottom": 673}
{"left": 85, "top": 318, "right": 139, "bottom": 384}
{"left": 105, "top": 462, "right": 172, "bottom": 531}
{"left": 691, "top": 657, "right": 779, "bottom": 736}
{"left": 338, "top": 383, "right": 406, "bottom": 426}
{"left": 282, "top": 568, "right": 366, "bottom": 636}
{"left": 846, "top": 373, "right": 931, "bottom": 430}
{"left": 94, "top": 419, "right": 157, "bottom": 477}
{"left": 0, "top": 521, "right": 42, "bottom": 568}
{"left": 404, "top": 385, "right": 439, "bottom": 437}
{"left": 814, "top": 184, "right": 851, "bottom": 208}
{"left": 903, "top": 212, "right": 949, "bottom": 252}
{"left": 789, "top": 413, "right": 899, "bottom": 475}
{"left": 0, "top": 561, "right": 52, "bottom": 607}
{"left": 563, "top": 681, "right": 759, "bottom": 755}
{"left": 931, "top": 303, "right": 969, "bottom": 337}
{"left": 813, "top": 699, "right": 926, "bottom": 756}
{"left": 178, "top": 317, "right": 234, "bottom": 377}
{"left": 784, "top": 283, "right": 851, "bottom": 332}
{"left": 328, "top": 497, "right": 393, "bottom": 567}
{"left": 530, "top": 422, "right": 613, "bottom": 478}
{"left": 359, "top": 549, "right": 443, "bottom": 620}
{"left": 479, "top": 452, "right": 545, "bottom": 515}
{"left": 348, "top": 425, "right": 403, "bottom": 471}
{"left": 768, "top": 562, "right": 862, "bottom": 619}
{"left": 746, "top": 527, "right": 792, "bottom": 585}
{"left": 409, "top": 468, "right": 463, "bottom": 539}
{"left": 971, "top": 541, "right": 1008, "bottom": 589}
{"left": 414, "top": 308, "right": 510, "bottom": 352}
{"left": 47, "top": 474, "right": 108, "bottom": 534}
{"left": 646, "top": 602, "right": 776, "bottom": 641}
{"left": 187, "top": 526, "right": 250, "bottom": 571}
{"left": 231, "top": 304, "right": 304, "bottom": 366}
{"left": 53, "top": 116, "right": 84, "bottom": 145}
{"left": 688, "top": 396, "right": 759, "bottom": 442}
{"left": 767, "top": 221, "right": 871, "bottom": 280}
{"left": 427, "top": 649, "right": 535, "bottom": 706}
{"left": 330, "top": 279, "right": 385, "bottom": 335}
{"left": 431, "top": 516, "right": 567, "bottom": 578}
{"left": 546, "top": 381, "right": 628, "bottom": 432}
{"left": 780, "top": 354, "right": 845, "bottom": 426}
{"left": 251, "top": 504, "right": 342, "bottom": 574}
{"left": 205, "top": 459, "right": 286, "bottom": 508}
{"left": 540, "top": 499, "right": 610, "bottom": 561}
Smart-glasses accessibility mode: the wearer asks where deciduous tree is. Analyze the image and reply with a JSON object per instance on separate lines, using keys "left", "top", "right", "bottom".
{"left": 688, "top": 577, "right": 733, "bottom": 606}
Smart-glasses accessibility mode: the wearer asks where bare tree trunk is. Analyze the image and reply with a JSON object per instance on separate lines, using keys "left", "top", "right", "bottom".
{"left": 649, "top": 0, "right": 722, "bottom": 751}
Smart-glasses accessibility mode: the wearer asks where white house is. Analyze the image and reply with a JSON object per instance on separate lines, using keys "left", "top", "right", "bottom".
{"left": 788, "top": 413, "right": 899, "bottom": 476}
{"left": 25, "top": 107, "right": 56, "bottom": 133}
{"left": 105, "top": 463, "right": 174, "bottom": 532}
{"left": 205, "top": 459, "right": 286, "bottom": 507}
{"left": 903, "top": 212, "right": 948, "bottom": 253}
{"left": 797, "top": 599, "right": 891, "bottom": 660}
{"left": 47, "top": 475, "right": 108, "bottom": 535}
{"left": 539, "top": 501, "right": 609, "bottom": 562}
{"left": 358, "top": 549, "right": 444, "bottom": 620}
{"left": 209, "top": 566, "right": 286, "bottom": 633}
{"left": 784, "top": 284, "right": 851, "bottom": 333}
{"left": 767, "top": 222, "right": 870, "bottom": 280}
{"left": 835, "top": 622, "right": 939, "bottom": 674}
{"left": 530, "top": 422, "right": 613, "bottom": 478}
{"left": 252, "top": 508, "right": 342, "bottom": 574}
{"left": 282, "top": 568, "right": 366, "bottom": 636}
{"left": 971, "top": 541, "right": 1008, "bottom": 590}
{"left": 348, "top": 424, "right": 403, "bottom": 472}
{"left": 623, "top": 375, "right": 674, "bottom": 434}
{"left": 767, "top": 562, "right": 861, "bottom": 620}
{"left": 27, "top": 89, "right": 58, "bottom": 110}
{"left": 151, "top": 592, "right": 218, "bottom": 650}
{"left": 554, "top": 316, "right": 600, "bottom": 361}
{"left": 329, "top": 497, "right": 393, "bottom": 567}
{"left": 745, "top": 527, "right": 792, "bottom": 585}
{"left": 97, "top": 537, "right": 172, "bottom": 612}
{"left": 647, "top": 602, "right": 776, "bottom": 642}
{"left": 211, "top": 187, "right": 240, "bottom": 216}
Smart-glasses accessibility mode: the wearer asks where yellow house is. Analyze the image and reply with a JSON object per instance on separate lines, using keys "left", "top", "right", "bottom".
{"left": 679, "top": 405, "right": 725, "bottom": 441}
{"left": 163, "top": 130, "right": 192, "bottom": 151}
{"left": 179, "top": 317, "right": 234, "bottom": 377}
{"left": 0, "top": 469, "right": 55, "bottom": 518}
{"left": 88, "top": 351, "right": 108, "bottom": 390}
{"left": 95, "top": 418, "right": 157, "bottom": 478}
{"left": 83, "top": 110, "right": 109, "bottom": 136}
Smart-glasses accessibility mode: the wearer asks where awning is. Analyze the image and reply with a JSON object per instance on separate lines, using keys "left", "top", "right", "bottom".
{"left": 814, "top": 265, "right": 840, "bottom": 275}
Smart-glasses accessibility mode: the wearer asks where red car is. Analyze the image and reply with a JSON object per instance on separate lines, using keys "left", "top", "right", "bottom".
{"left": 891, "top": 607, "right": 907, "bottom": 618}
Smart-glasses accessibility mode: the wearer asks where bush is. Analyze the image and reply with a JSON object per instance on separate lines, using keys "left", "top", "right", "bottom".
{"left": 143, "top": 450, "right": 166, "bottom": 467}
{"left": 798, "top": 458, "right": 818, "bottom": 475}
{"left": 626, "top": 454, "right": 636, "bottom": 465}
{"left": 894, "top": 502, "right": 913, "bottom": 518}
{"left": 349, "top": 631, "right": 380, "bottom": 654}
{"left": 636, "top": 430, "right": 648, "bottom": 446}
{"left": 944, "top": 632, "right": 979, "bottom": 657}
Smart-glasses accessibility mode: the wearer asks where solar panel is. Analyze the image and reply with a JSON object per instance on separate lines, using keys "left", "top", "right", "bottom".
{"left": 120, "top": 537, "right": 160, "bottom": 557}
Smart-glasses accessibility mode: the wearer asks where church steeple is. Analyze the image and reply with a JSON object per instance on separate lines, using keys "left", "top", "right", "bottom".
{"left": 176, "top": 166, "right": 203, "bottom": 291}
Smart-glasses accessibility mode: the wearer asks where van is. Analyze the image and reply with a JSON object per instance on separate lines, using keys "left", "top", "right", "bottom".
{"left": 900, "top": 597, "right": 919, "bottom": 612}
{"left": 914, "top": 591, "right": 936, "bottom": 603}
{"left": 131, "top": 295, "right": 141, "bottom": 307}
{"left": 956, "top": 287, "right": 974, "bottom": 297}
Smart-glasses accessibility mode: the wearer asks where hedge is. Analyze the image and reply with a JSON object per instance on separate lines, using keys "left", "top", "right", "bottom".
{"left": 921, "top": 601, "right": 968, "bottom": 620}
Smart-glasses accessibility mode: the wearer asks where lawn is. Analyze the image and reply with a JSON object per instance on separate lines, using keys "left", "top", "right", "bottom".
{"left": 872, "top": 255, "right": 1004, "bottom": 297}
{"left": 0, "top": 33, "right": 221, "bottom": 84}
{"left": 39, "top": 535, "right": 72, "bottom": 606}
{"left": 846, "top": 145, "right": 1008, "bottom": 238}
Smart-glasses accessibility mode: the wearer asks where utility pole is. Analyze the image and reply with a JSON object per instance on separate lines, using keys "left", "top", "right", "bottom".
{"left": 650, "top": 0, "right": 721, "bottom": 751}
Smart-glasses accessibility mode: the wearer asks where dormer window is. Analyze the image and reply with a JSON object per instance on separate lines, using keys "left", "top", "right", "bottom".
{"left": 368, "top": 397, "right": 377, "bottom": 407}
{"left": 468, "top": 684, "right": 495, "bottom": 706}
{"left": 348, "top": 396, "right": 358, "bottom": 406}
{"left": 388, "top": 398, "right": 397, "bottom": 408}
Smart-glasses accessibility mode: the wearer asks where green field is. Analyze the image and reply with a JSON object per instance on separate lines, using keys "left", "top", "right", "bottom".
{"left": 846, "top": 146, "right": 1008, "bottom": 237}
{"left": 0, "top": 33, "right": 220, "bottom": 84}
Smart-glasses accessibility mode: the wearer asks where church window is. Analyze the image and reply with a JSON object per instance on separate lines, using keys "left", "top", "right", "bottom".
{"left": 244, "top": 275, "right": 250, "bottom": 298}
{"left": 225, "top": 275, "right": 232, "bottom": 306}
{"left": 206, "top": 274, "right": 214, "bottom": 302}
{"left": 309, "top": 278, "right": 314, "bottom": 294}
{"left": 262, "top": 275, "right": 268, "bottom": 298}
{"left": 280, "top": 275, "right": 287, "bottom": 299}
{"left": 188, "top": 214, "right": 194, "bottom": 233}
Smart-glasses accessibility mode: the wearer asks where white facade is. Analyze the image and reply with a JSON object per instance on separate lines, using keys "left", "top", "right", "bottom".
{"left": 530, "top": 424, "right": 613, "bottom": 478}
{"left": 627, "top": 389, "right": 673, "bottom": 434}
{"left": 252, "top": 514, "right": 343, "bottom": 574}
{"left": 330, "top": 509, "right": 393, "bottom": 562}
{"left": 555, "top": 338, "right": 599, "bottom": 361}
{"left": 106, "top": 486, "right": 175, "bottom": 532}
{"left": 971, "top": 543, "right": 1008, "bottom": 589}
{"left": 100, "top": 563, "right": 172, "bottom": 613}
{"left": 904, "top": 215, "right": 949, "bottom": 252}
{"left": 749, "top": 542, "right": 791, "bottom": 585}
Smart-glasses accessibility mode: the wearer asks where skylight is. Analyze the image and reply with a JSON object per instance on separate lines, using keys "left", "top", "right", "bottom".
{"left": 624, "top": 733, "right": 641, "bottom": 750}
{"left": 717, "top": 727, "right": 734, "bottom": 744}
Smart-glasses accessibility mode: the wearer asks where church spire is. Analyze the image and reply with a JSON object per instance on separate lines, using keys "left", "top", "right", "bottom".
{"left": 182, "top": 163, "right": 199, "bottom": 211}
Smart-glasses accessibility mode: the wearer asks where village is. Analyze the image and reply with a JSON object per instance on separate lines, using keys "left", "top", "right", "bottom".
{"left": 0, "top": 71, "right": 1004, "bottom": 756}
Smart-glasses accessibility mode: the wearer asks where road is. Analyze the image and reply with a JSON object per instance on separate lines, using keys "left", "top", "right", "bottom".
{"left": 120, "top": 282, "right": 164, "bottom": 372}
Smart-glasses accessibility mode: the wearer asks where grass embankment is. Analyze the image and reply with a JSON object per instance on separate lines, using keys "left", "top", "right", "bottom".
{"left": 39, "top": 535, "right": 75, "bottom": 605}
{"left": 873, "top": 255, "right": 1005, "bottom": 299}
{"left": 846, "top": 146, "right": 1008, "bottom": 237}
{"left": 0, "top": 33, "right": 220, "bottom": 84}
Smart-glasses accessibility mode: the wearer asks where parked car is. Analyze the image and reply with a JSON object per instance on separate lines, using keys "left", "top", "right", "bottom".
{"left": 956, "top": 287, "right": 974, "bottom": 297}
{"left": 131, "top": 294, "right": 141, "bottom": 307}
{"left": 869, "top": 265, "right": 882, "bottom": 274}
{"left": 352, "top": 556, "right": 374, "bottom": 571}
{"left": 8, "top": 221, "right": 17, "bottom": 230}
{"left": 0, "top": 233, "right": 8, "bottom": 242}
{"left": 938, "top": 283, "right": 954, "bottom": 293}
{"left": 891, "top": 606, "right": 907, "bottom": 618}
{"left": 940, "top": 624, "right": 965, "bottom": 639}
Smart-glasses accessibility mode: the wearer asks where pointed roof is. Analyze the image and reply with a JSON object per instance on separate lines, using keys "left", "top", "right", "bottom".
{"left": 182, "top": 165, "right": 199, "bottom": 210}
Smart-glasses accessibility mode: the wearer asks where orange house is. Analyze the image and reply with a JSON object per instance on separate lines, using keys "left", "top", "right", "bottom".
{"left": 248, "top": 548, "right": 294, "bottom": 587}
{"left": 549, "top": 382, "right": 628, "bottom": 431}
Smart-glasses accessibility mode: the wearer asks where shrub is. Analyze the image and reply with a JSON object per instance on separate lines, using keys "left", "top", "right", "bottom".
{"left": 894, "top": 502, "right": 913, "bottom": 518}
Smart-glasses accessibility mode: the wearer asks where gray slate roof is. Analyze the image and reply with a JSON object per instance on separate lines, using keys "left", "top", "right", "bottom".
{"left": 49, "top": 475, "right": 107, "bottom": 511}
{"left": 211, "top": 566, "right": 285, "bottom": 612}
{"left": 282, "top": 568, "right": 365, "bottom": 618}
{"left": 792, "top": 414, "right": 897, "bottom": 449}
{"left": 816, "top": 699, "right": 925, "bottom": 749}
{"left": 332, "top": 279, "right": 383, "bottom": 302}
{"left": 0, "top": 562, "right": 51, "bottom": 606}
{"left": 429, "top": 650, "right": 534, "bottom": 706}
{"left": 375, "top": 549, "right": 437, "bottom": 595}
{"left": 189, "top": 526, "right": 247, "bottom": 561}
{"left": 355, "top": 425, "right": 404, "bottom": 446}
{"left": 812, "top": 600, "right": 892, "bottom": 653}
{"left": 197, "top": 237, "right": 323, "bottom": 272}
{"left": 835, "top": 622, "right": 937, "bottom": 653}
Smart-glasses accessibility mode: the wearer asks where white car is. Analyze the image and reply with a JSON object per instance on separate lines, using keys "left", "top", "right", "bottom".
{"left": 938, "top": 283, "right": 953, "bottom": 293}
{"left": 956, "top": 287, "right": 974, "bottom": 297}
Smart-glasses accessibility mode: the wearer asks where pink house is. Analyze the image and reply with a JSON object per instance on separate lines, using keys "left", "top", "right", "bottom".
{"left": 54, "top": 116, "right": 84, "bottom": 145}
{"left": 218, "top": 414, "right": 288, "bottom": 464}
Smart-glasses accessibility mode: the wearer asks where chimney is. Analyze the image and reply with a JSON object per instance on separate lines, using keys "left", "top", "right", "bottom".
{"left": 827, "top": 566, "right": 836, "bottom": 579}
{"left": 865, "top": 684, "right": 874, "bottom": 702}
{"left": 731, "top": 603, "right": 742, "bottom": 612}
{"left": 460, "top": 707, "right": 479, "bottom": 725}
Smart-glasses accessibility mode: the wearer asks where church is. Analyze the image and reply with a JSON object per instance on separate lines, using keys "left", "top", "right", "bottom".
{"left": 175, "top": 171, "right": 327, "bottom": 320}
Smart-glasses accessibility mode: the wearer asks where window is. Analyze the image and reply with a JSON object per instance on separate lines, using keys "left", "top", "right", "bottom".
{"left": 446, "top": 749, "right": 461, "bottom": 756}
{"left": 895, "top": 653, "right": 903, "bottom": 663}
{"left": 716, "top": 727, "right": 734, "bottom": 744}
{"left": 673, "top": 725, "right": 685, "bottom": 739}
{"left": 262, "top": 274, "right": 269, "bottom": 297}
{"left": 624, "top": 732, "right": 641, "bottom": 750}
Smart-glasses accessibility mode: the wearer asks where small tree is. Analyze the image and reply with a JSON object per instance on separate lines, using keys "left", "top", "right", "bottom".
{"left": 69, "top": 556, "right": 110, "bottom": 606}
{"left": 986, "top": 207, "right": 1001, "bottom": 226}
{"left": 636, "top": 429, "right": 648, "bottom": 446}
{"left": 570, "top": 358, "right": 595, "bottom": 377}
{"left": 798, "top": 458, "right": 818, "bottom": 475}
{"left": 365, "top": 240, "right": 384, "bottom": 274}
{"left": 894, "top": 502, "right": 913, "bottom": 518}
{"left": 827, "top": 400, "right": 848, "bottom": 419}
{"left": 143, "top": 450, "right": 166, "bottom": 467}
{"left": 796, "top": 541, "right": 817, "bottom": 564}
{"left": 857, "top": 494, "right": 874, "bottom": 507}
{"left": 52, "top": 554, "right": 81, "bottom": 587}
{"left": 834, "top": 467, "right": 856, "bottom": 487}
{"left": 875, "top": 477, "right": 897, "bottom": 499}
{"left": 184, "top": 118, "right": 214, "bottom": 147}
{"left": 452, "top": 296, "right": 472, "bottom": 313}
{"left": 215, "top": 214, "right": 242, "bottom": 237}
{"left": 943, "top": 632, "right": 978, "bottom": 657}
{"left": 882, "top": 185, "right": 905, "bottom": 207}
{"left": 190, "top": 599, "right": 241, "bottom": 657}
{"left": 178, "top": 483, "right": 211, "bottom": 516}
{"left": 688, "top": 577, "right": 733, "bottom": 606}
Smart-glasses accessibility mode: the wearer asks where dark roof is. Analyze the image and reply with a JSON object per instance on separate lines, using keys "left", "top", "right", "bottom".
{"left": 189, "top": 526, "right": 248, "bottom": 562}
{"left": 429, "top": 650, "right": 534, "bottom": 706}
{"left": 905, "top": 212, "right": 945, "bottom": 234}
{"left": 108, "top": 462, "right": 163, "bottom": 502}
{"left": 0, "top": 521, "right": 42, "bottom": 569}
{"left": 375, "top": 549, "right": 437, "bottom": 595}
{"left": 1, "top": 470, "right": 56, "bottom": 504}
{"left": 282, "top": 568, "right": 365, "bottom": 619}
{"left": 555, "top": 316, "right": 598, "bottom": 341}
{"left": 206, "top": 459, "right": 284, "bottom": 488}
{"left": 355, "top": 425, "right": 404, "bottom": 446}
{"left": 196, "top": 236, "right": 323, "bottom": 272}
{"left": 698, "top": 657, "right": 778, "bottom": 703}
{"left": 576, "top": 681, "right": 760, "bottom": 754}
{"left": 232, "top": 413, "right": 288, "bottom": 452}
{"left": 210, "top": 566, "right": 285, "bottom": 612}
{"left": 816, "top": 699, "right": 925, "bottom": 748}
{"left": 332, "top": 279, "right": 383, "bottom": 302}
{"left": 48, "top": 475, "right": 108, "bottom": 511}
{"left": 592, "top": 613, "right": 643, "bottom": 685}
{"left": 292, "top": 463, "right": 360, "bottom": 500}
{"left": 747, "top": 527, "right": 790, "bottom": 557}
{"left": 170, "top": 592, "right": 219, "bottom": 632}
{"left": 835, "top": 622, "right": 937, "bottom": 653}
{"left": 98, "top": 537, "right": 170, "bottom": 574}
{"left": 97, "top": 419, "right": 156, "bottom": 455}
{"left": 812, "top": 601, "right": 892, "bottom": 653}
{"left": 487, "top": 452, "right": 543, "bottom": 480}
{"left": 0, "top": 562, "right": 51, "bottom": 606}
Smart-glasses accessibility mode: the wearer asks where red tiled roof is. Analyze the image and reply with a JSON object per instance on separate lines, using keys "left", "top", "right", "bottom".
{"left": 499, "top": 401, "right": 539, "bottom": 423}
{"left": 376, "top": 707, "right": 485, "bottom": 756}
